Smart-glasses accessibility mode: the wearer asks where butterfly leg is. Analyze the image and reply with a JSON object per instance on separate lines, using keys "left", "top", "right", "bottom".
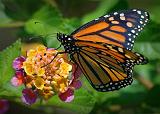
{"left": 41, "top": 51, "right": 66, "bottom": 68}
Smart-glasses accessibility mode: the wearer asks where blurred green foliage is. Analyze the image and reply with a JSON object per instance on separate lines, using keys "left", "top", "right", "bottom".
{"left": 0, "top": 0, "right": 160, "bottom": 114}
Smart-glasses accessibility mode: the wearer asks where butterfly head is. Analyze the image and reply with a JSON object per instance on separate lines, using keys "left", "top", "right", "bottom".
{"left": 57, "top": 33, "right": 77, "bottom": 53}
{"left": 57, "top": 33, "right": 73, "bottom": 44}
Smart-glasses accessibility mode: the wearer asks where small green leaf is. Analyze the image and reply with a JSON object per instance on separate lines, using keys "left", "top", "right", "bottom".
{"left": 0, "top": 82, "right": 23, "bottom": 99}
{"left": 0, "top": 40, "right": 21, "bottom": 97}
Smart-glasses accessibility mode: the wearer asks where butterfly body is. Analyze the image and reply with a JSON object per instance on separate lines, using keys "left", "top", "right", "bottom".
{"left": 57, "top": 9, "right": 149, "bottom": 92}
{"left": 57, "top": 33, "right": 77, "bottom": 54}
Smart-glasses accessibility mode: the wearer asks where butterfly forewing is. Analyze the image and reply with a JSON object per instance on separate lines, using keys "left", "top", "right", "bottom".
{"left": 71, "top": 9, "right": 149, "bottom": 50}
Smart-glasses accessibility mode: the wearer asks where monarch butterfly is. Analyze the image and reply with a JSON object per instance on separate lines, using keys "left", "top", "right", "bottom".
{"left": 56, "top": 9, "right": 149, "bottom": 92}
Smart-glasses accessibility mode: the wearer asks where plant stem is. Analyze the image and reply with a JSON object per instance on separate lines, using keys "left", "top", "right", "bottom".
{"left": 135, "top": 76, "right": 154, "bottom": 90}
{"left": 0, "top": 21, "right": 25, "bottom": 28}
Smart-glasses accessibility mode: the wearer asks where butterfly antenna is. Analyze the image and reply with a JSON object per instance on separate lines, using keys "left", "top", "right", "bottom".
{"left": 28, "top": 35, "right": 43, "bottom": 40}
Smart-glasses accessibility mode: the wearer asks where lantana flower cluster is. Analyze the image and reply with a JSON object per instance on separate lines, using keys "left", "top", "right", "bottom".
{"left": 11, "top": 45, "right": 82, "bottom": 105}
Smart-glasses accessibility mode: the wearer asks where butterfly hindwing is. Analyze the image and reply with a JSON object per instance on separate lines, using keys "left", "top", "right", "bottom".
{"left": 70, "top": 42, "right": 148, "bottom": 91}
{"left": 71, "top": 9, "right": 149, "bottom": 50}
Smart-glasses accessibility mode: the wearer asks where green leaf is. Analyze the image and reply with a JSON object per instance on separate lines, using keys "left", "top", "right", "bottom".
{"left": 0, "top": 83, "right": 23, "bottom": 99}
{"left": 25, "top": 5, "right": 81, "bottom": 48}
{"left": 134, "top": 42, "right": 160, "bottom": 60}
{"left": 47, "top": 18, "right": 81, "bottom": 48}
{"left": 25, "top": 6, "right": 62, "bottom": 35}
{"left": 47, "top": 88, "right": 96, "bottom": 114}
{"left": 24, "top": 5, "right": 63, "bottom": 48}
{"left": 0, "top": 40, "right": 22, "bottom": 97}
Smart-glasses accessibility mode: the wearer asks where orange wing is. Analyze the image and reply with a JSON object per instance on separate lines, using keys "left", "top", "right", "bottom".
{"left": 71, "top": 9, "right": 149, "bottom": 50}
{"left": 70, "top": 42, "right": 148, "bottom": 91}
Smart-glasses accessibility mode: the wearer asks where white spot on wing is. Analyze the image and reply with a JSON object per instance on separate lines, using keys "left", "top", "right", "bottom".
{"left": 104, "top": 15, "right": 109, "bottom": 18}
{"left": 120, "top": 16, "right": 125, "bottom": 20}
{"left": 114, "top": 12, "right": 118, "bottom": 15}
{"left": 145, "top": 12, "right": 148, "bottom": 16}
{"left": 120, "top": 13, "right": 124, "bottom": 16}
{"left": 140, "top": 21, "right": 143, "bottom": 24}
{"left": 145, "top": 19, "right": 148, "bottom": 22}
{"left": 131, "top": 30, "right": 135, "bottom": 33}
{"left": 137, "top": 10, "right": 141, "bottom": 14}
{"left": 133, "top": 9, "right": 137, "bottom": 11}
